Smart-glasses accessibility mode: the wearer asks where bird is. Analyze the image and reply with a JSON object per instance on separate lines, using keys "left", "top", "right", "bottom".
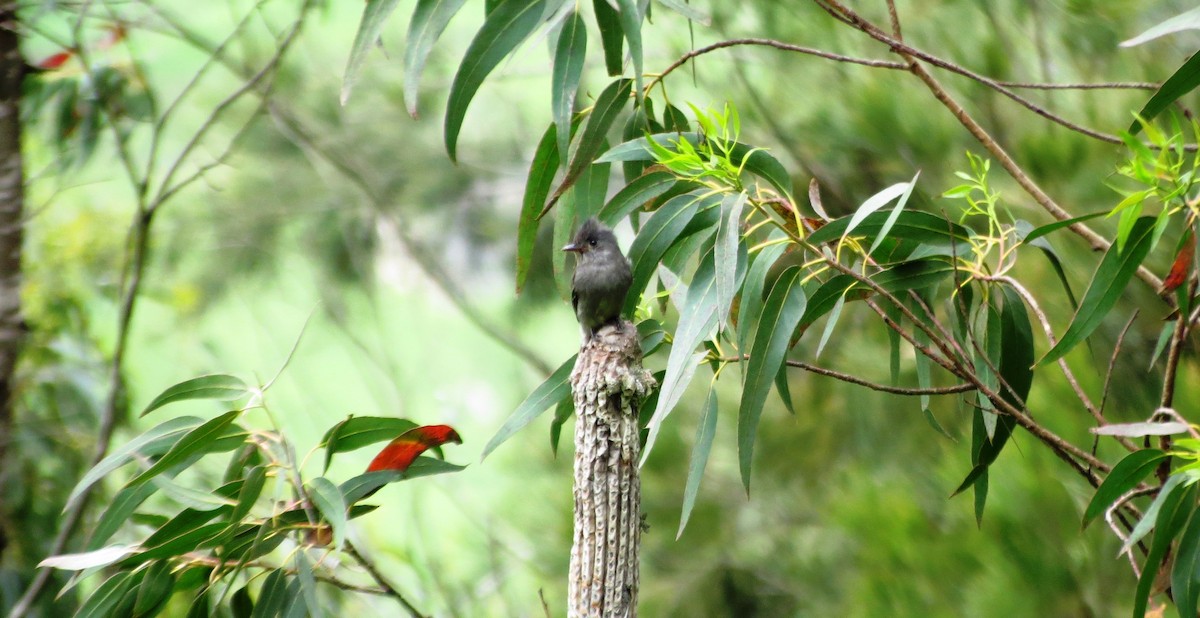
{"left": 562, "top": 217, "right": 633, "bottom": 340}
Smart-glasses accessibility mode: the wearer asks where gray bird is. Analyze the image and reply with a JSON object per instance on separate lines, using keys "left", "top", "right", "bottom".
{"left": 562, "top": 217, "right": 633, "bottom": 340}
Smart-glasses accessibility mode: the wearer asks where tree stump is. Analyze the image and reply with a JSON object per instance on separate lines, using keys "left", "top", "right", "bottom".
{"left": 568, "top": 321, "right": 655, "bottom": 618}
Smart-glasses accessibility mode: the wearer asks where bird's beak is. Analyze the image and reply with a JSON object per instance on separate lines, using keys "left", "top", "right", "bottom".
{"left": 562, "top": 243, "right": 582, "bottom": 253}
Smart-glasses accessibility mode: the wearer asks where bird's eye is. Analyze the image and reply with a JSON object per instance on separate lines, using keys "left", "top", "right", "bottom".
{"left": 588, "top": 239, "right": 597, "bottom": 246}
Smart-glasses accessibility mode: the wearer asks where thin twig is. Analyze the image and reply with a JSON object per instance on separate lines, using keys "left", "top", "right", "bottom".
{"left": 345, "top": 541, "right": 428, "bottom": 618}
{"left": 720, "top": 354, "right": 974, "bottom": 395}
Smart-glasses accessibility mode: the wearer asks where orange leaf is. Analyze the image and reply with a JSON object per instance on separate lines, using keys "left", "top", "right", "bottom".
{"left": 366, "top": 424, "right": 462, "bottom": 473}
{"left": 37, "top": 51, "right": 73, "bottom": 70}
{"left": 1162, "top": 230, "right": 1195, "bottom": 293}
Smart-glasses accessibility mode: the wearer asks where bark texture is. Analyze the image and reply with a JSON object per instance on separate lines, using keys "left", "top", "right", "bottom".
{"left": 568, "top": 321, "right": 655, "bottom": 618}
{"left": 0, "top": 3, "right": 25, "bottom": 563}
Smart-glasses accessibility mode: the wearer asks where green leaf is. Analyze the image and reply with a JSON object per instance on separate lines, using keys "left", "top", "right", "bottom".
{"left": 1038, "top": 217, "right": 1157, "bottom": 366}
{"left": 342, "top": 0, "right": 404, "bottom": 104}
{"left": 66, "top": 415, "right": 204, "bottom": 512}
{"left": 549, "top": 396, "right": 574, "bottom": 456}
{"left": 808, "top": 209, "right": 971, "bottom": 248}
{"left": 294, "top": 552, "right": 319, "bottom": 616}
{"left": 482, "top": 355, "right": 576, "bottom": 459}
{"left": 739, "top": 266, "right": 807, "bottom": 492}
{"left": 321, "top": 416, "right": 419, "bottom": 473}
{"left": 714, "top": 192, "right": 747, "bottom": 329}
{"left": 127, "top": 522, "right": 231, "bottom": 566}
{"left": 553, "top": 176, "right": 580, "bottom": 300}
{"left": 549, "top": 78, "right": 632, "bottom": 207}
{"left": 596, "top": 133, "right": 793, "bottom": 199}
{"left": 231, "top": 465, "right": 267, "bottom": 522}
{"left": 307, "top": 477, "right": 347, "bottom": 551}
{"left": 129, "top": 410, "right": 244, "bottom": 487}
{"left": 1018, "top": 210, "right": 1108, "bottom": 244}
{"left": 1082, "top": 448, "right": 1168, "bottom": 528}
{"left": 774, "top": 364, "right": 796, "bottom": 415}
{"left": 1135, "top": 480, "right": 1197, "bottom": 617}
{"left": 614, "top": 0, "right": 643, "bottom": 100}
{"left": 1016, "top": 220, "right": 1079, "bottom": 309}
{"left": 656, "top": 0, "right": 710, "bottom": 24}
{"left": 403, "top": 0, "right": 469, "bottom": 117}
{"left": 1122, "top": 7, "right": 1200, "bottom": 47}
{"left": 133, "top": 560, "right": 175, "bottom": 617}
{"left": 340, "top": 458, "right": 468, "bottom": 504}
{"left": 89, "top": 483, "right": 159, "bottom": 549}
{"left": 842, "top": 181, "right": 910, "bottom": 242}
{"left": 624, "top": 191, "right": 719, "bottom": 315}
{"left": 678, "top": 383, "right": 718, "bottom": 538}
{"left": 75, "top": 571, "right": 136, "bottom": 618}
{"left": 1122, "top": 473, "right": 1186, "bottom": 555}
{"left": 868, "top": 172, "right": 920, "bottom": 254}
{"left": 251, "top": 569, "right": 289, "bottom": 618}
{"left": 592, "top": 0, "right": 624, "bottom": 76}
{"left": 150, "top": 475, "right": 238, "bottom": 511}
{"left": 813, "top": 292, "right": 846, "bottom": 359}
{"left": 1173, "top": 503, "right": 1200, "bottom": 618}
{"left": 736, "top": 235, "right": 788, "bottom": 355}
{"left": 1130, "top": 50, "right": 1200, "bottom": 134}
{"left": 641, "top": 250, "right": 722, "bottom": 464}
{"left": 445, "top": 0, "right": 548, "bottom": 161}
{"left": 232, "top": 585, "right": 254, "bottom": 618}
{"left": 598, "top": 170, "right": 677, "bottom": 227}
{"left": 141, "top": 374, "right": 248, "bottom": 417}
{"left": 552, "top": 11, "right": 587, "bottom": 165}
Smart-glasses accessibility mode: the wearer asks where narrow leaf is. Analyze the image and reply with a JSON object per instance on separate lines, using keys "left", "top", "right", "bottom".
{"left": 516, "top": 126, "right": 560, "bottom": 292}
{"left": 714, "top": 192, "right": 746, "bottom": 329}
{"left": 445, "top": 0, "right": 548, "bottom": 160}
{"left": 342, "top": 0, "right": 403, "bottom": 105}
{"left": 1082, "top": 448, "right": 1167, "bottom": 528}
{"left": 623, "top": 191, "right": 717, "bottom": 315}
{"left": 39, "top": 545, "right": 139, "bottom": 570}
{"left": 321, "top": 416, "right": 419, "bottom": 473}
{"left": 598, "top": 169, "right": 676, "bottom": 226}
{"left": 251, "top": 570, "right": 288, "bottom": 618}
{"left": 307, "top": 477, "right": 347, "bottom": 550}
{"left": 1039, "top": 217, "right": 1157, "bottom": 366}
{"left": 482, "top": 354, "right": 576, "bottom": 459}
{"left": 141, "top": 374, "right": 248, "bottom": 417}
{"left": 678, "top": 384, "right": 718, "bottom": 538}
{"left": 129, "top": 411, "right": 244, "bottom": 487}
{"left": 842, "top": 181, "right": 909, "bottom": 242}
{"left": 1019, "top": 210, "right": 1108, "bottom": 244}
{"left": 1130, "top": 50, "right": 1200, "bottom": 134}
{"left": 867, "top": 172, "right": 920, "bottom": 254}
{"left": 596, "top": 132, "right": 792, "bottom": 199}
{"left": 641, "top": 250, "right": 722, "bottom": 464}
{"left": 593, "top": 0, "right": 624, "bottom": 76}
{"left": 552, "top": 11, "right": 587, "bottom": 162}
{"left": 614, "top": 0, "right": 643, "bottom": 100}
{"left": 1135, "top": 481, "right": 1197, "bottom": 617}
{"left": 1091, "top": 422, "right": 1191, "bottom": 437}
{"left": 66, "top": 416, "right": 204, "bottom": 511}
{"left": 548, "top": 78, "right": 632, "bottom": 209}
{"left": 739, "top": 266, "right": 807, "bottom": 492}
{"left": 403, "top": 0, "right": 469, "bottom": 116}
{"left": 1122, "top": 7, "right": 1200, "bottom": 47}
{"left": 340, "top": 458, "right": 468, "bottom": 504}
{"left": 736, "top": 235, "right": 788, "bottom": 355}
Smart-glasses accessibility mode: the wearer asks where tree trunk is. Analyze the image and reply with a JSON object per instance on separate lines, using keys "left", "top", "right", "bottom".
{"left": 0, "top": 2, "right": 26, "bottom": 563}
{"left": 568, "top": 322, "right": 655, "bottom": 618}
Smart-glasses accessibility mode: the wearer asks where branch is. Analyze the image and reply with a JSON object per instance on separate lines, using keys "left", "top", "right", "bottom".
{"left": 722, "top": 355, "right": 973, "bottom": 395}
{"left": 345, "top": 541, "right": 428, "bottom": 618}
{"left": 811, "top": 0, "right": 1166, "bottom": 293}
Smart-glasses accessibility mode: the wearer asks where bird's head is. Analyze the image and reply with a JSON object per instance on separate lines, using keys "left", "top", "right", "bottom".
{"left": 562, "top": 217, "right": 620, "bottom": 258}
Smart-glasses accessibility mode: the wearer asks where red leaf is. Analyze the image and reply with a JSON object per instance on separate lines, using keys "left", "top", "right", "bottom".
{"left": 37, "top": 52, "right": 73, "bottom": 70}
{"left": 366, "top": 424, "right": 462, "bottom": 473}
{"left": 1163, "top": 230, "right": 1195, "bottom": 293}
